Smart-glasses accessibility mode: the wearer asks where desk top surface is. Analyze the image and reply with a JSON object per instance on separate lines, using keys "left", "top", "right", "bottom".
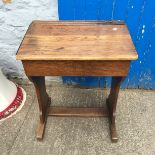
{"left": 16, "top": 20, "right": 138, "bottom": 61}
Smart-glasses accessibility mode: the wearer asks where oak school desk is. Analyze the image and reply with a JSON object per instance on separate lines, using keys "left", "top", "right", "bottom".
{"left": 16, "top": 21, "right": 138, "bottom": 142}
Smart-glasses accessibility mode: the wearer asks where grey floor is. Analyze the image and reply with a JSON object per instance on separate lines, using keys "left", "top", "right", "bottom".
{"left": 0, "top": 83, "right": 155, "bottom": 155}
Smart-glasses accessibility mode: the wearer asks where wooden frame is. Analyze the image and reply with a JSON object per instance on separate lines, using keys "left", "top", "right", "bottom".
{"left": 23, "top": 60, "right": 130, "bottom": 76}
{"left": 24, "top": 59, "right": 130, "bottom": 142}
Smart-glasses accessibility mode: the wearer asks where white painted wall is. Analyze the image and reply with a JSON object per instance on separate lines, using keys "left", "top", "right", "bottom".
{"left": 0, "top": 0, "right": 59, "bottom": 80}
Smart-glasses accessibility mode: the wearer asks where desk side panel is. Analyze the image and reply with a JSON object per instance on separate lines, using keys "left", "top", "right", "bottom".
{"left": 22, "top": 60, "right": 130, "bottom": 76}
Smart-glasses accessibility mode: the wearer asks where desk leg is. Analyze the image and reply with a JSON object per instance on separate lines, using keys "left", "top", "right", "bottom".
{"left": 28, "top": 76, "right": 50, "bottom": 140}
{"left": 106, "top": 76, "right": 124, "bottom": 142}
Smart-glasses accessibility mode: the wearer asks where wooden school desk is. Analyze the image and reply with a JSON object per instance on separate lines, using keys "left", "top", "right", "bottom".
{"left": 16, "top": 21, "right": 138, "bottom": 142}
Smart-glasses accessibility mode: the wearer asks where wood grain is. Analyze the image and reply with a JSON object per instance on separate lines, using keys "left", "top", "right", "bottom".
{"left": 16, "top": 20, "right": 137, "bottom": 142}
{"left": 23, "top": 60, "right": 130, "bottom": 76}
{"left": 106, "top": 77, "right": 124, "bottom": 142}
{"left": 36, "top": 122, "right": 46, "bottom": 140}
{"left": 28, "top": 76, "right": 50, "bottom": 140}
{"left": 48, "top": 107, "right": 109, "bottom": 117}
{"left": 16, "top": 20, "right": 138, "bottom": 61}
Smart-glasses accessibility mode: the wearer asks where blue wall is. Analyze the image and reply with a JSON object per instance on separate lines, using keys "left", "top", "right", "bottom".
{"left": 58, "top": 0, "right": 155, "bottom": 89}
